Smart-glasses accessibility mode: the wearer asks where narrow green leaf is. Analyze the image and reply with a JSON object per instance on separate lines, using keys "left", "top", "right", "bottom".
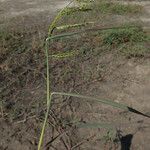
{"left": 51, "top": 92, "right": 128, "bottom": 111}
{"left": 46, "top": 26, "right": 140, "bottom": 41}
{"left": 51, "top": 92, "right": 150, "bottom": 118}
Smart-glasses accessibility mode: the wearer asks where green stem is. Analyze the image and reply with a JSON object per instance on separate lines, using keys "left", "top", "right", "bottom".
{"left": 38, "top": 1, "right": 74, "bottom": 148}
{"left": 38, "top": 95, "right": 52, "bottom": 150}
{"left": 45, "top": 41, "right": 50, "bottom": 106}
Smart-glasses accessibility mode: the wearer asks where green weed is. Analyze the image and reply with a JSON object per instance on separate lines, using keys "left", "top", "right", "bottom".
{"left": 101, "top": 26, "right": 148, "bottom": 45}
{"left": 95, "top": 1, "right": 142, "bottom": 15}
{"left": 98, "top": 25, "right": 150, "bottom": 56}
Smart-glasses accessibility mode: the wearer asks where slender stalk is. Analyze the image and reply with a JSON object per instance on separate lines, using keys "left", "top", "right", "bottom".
{"left": 38, "top": 1, "right": 74, "bottom": 149}
{"left": 38, "top": 95, "right": 52, "bottom": 150}
{"left": 45, "top": 41, "right": 50, "bottom": 106}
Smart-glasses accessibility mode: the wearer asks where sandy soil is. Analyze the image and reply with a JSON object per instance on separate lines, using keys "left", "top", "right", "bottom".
{"left": 0, "top": 0, "right": 69, "bottom": 18}
{"left": 0, "top": 0, "right": 150, "bottom": 150}
{"left": 116, "top": 0, "right": 150, "bottom": 28}
{"left": 0, "top": 0, "right": 69, "bottom": 30}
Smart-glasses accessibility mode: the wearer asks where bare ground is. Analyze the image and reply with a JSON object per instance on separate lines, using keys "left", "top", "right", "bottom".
{"left": 0, "top": 0, "right": 150, "bottom": 150}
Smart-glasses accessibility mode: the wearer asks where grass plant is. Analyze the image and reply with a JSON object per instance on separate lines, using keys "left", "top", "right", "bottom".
{"left": 38, "top": 1, "right": 150, "bottom": 150}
